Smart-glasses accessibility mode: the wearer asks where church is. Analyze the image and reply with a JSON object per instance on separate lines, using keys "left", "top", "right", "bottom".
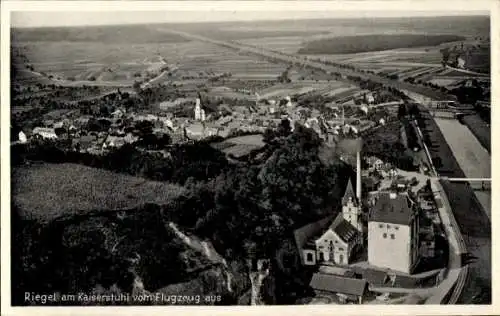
{"left": 295, "top": 149, "right": 422, "bottom": 274}
{"left": 302, "top": 178, "right": 364, "bottom": 266}
{"left": 301, "top": 152, "right": 364, "bottom": 266}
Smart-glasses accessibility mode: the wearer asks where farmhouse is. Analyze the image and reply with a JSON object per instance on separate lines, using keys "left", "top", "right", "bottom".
{"left": 368, "top": 192, "right": 420, "bottom": 274}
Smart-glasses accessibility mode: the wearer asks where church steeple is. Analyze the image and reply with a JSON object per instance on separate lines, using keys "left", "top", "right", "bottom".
{"left": 342, "top": 177, "right": 363, "bottom": 237}
{"left": 342, "top": 178, "right": 357, "bottom": 206}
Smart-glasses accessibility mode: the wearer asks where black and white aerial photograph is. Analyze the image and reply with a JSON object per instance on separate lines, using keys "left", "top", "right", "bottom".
{"left": 3, "top": 0, "right": 495, "bottom": 311}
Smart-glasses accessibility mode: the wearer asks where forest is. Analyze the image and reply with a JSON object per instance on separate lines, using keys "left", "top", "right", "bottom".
{"left": 298, "top": 34, "right": 466, "bottom": 55}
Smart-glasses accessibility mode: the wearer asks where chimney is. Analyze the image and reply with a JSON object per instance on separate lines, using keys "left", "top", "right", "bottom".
{"left": 356, "top": 150, "right": 362, "bottom": 201}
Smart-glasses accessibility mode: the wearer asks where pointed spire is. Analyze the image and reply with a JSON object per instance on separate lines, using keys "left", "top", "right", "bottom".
{"left": 342, "top": 178, "right": 357, "bottom": 205}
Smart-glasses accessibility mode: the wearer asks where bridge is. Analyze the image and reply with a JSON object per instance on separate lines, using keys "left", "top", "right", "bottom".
{"left": 439, "top": 177, "right": 491, "bottom": 191}
{"left": 428, "top": 111, "right": 473, "bottom": 120}
{"left": 426, "top": 101, "right": 474, "bottom": 111}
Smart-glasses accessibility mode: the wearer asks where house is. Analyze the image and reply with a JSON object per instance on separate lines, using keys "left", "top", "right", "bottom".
{"left": 185, "top": 122, "right": 206, "bottom": 140}
{"left": 309, "top": 273, "right": 368, "bottom": 304}
{"left": 111, "top": 108, "right": 125, "bottom": 119}
{"left": 457, "top": 55, "right": 466, "bottom": 69}
{"left": 75, "top": 116, "right": 92, "bottom": 127}
{"left": 18, "top": 131, "right": 28, "bottom": 143}
{"left": 133, "top": 114, "right": 158, "bottom": 122}
{"left": 368, "top": 192, "right": 420, "bottom": 274}
{"left": 103, "top": 135, "right": 126, "bottom": 149}
{"left": 360, "top": 105, "right": 368, "bottom": 115}
{"left": 32, "top": 127, "right": 58, "bottom": 140}
{"left": 123, "top": 133, "right": 139, "bottom": 144}
{"left": 158, "top": 117, "right": 174, "bottom": 130}
{"left": 365, "top": 93, "right": 375, "bottom": 104}
{"left": 367, "top": 157, "right": 384, "bottom": 171}
{"left": 302, "top": 179, "right": 363, "bottom": 266}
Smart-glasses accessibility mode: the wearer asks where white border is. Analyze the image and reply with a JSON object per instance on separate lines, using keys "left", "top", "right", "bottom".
{"left": 1, "top": 1, "right": 498, "bottom": 315}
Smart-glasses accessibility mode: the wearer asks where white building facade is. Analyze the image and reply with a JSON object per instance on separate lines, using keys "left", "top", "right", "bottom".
{"left": 368, "top": 192, "right": 420, "bottom": 274}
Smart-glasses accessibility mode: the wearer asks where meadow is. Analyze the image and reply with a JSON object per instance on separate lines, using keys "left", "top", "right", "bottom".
{"left": 12, "top": 163, "right": 186, "bottom": 222}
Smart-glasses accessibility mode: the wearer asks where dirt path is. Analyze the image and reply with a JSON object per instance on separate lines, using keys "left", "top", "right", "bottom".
{"left": 167, "top": 222, "right": 233, "bottom": 293}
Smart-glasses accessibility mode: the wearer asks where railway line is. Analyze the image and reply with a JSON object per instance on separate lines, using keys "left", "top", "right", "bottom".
{"left": 160, "top": 27, "right": 453, "bottom": 101}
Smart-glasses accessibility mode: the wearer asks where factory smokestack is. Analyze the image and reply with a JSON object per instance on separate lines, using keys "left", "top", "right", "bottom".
{"left": 334, "top": 136, "right": 363, "bottom": 200}
{"left": 356, "top": 150, "right": 362, "bottom": 201}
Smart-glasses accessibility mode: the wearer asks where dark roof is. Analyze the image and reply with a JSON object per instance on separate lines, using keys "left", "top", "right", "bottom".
{"left": 361, "top": 269, "right": 389, "bottom": 286}
{"left": 419, "top": 214, "right": 433, "bottom": 228}
{"left": 309, "top": 273, "right": 367, "bottom": 296}
{"left": 342, "top": 178, "right": 357, "bottom": 205}
{"left": 330, "top": 214, "right": 359, "bottom": 243}
{"left": 369, "top": 192, "right": 415, "bottom": 225}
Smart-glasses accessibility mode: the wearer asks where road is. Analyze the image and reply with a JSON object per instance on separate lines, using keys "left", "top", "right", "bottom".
{"left": 159, "top": 27, "right": 452, "bottom": 101}
{"left": 425, "top": 179, "right": 467, "bottom": 304}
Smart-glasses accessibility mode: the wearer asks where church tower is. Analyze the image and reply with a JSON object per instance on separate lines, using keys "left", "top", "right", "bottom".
{"left": 342, "top": 153, "right": 363, "bottom": 239}
{"left": 194, "top": 98, "right": 202, "bottom": 121}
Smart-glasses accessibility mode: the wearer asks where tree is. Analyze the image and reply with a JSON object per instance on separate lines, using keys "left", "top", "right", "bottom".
{"left": 277, "top": 119, "right": 292, "bottom": 138}
{"left": 132, "top": 81, "right": 141, "bottom": 94}
{"left": 397, "top": 104, "right": 407, "bottom": 119}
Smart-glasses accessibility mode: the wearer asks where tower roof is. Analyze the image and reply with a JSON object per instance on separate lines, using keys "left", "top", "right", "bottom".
{"left": 369, "top": 192, "right": 415, "bottom": 225}
{"left": 342, "top": 178, "right": 357, "bottom": 205}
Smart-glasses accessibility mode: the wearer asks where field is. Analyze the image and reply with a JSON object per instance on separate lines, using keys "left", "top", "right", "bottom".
{"left": 257, "top": 81, "right": 340, "bottom": 98}
{"left": 12, "top": 163, "right": 186, "bottom": 222}
{"left": 12, "top": 15, "right": 489, "bottom": 92}
{"left": 11, "top": 24, "right": 190, "bottom": 43}
{"left": 212, "top": 134, "right": 265, "bottom": 158}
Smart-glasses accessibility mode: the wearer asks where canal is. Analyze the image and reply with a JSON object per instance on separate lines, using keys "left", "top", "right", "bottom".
{"left": 433, "top": 117, "right": 491, "bottom": 304}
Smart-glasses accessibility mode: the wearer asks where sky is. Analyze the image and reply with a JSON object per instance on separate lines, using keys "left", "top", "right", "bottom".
{"left": 8, "top": 1, "right": 491, "bottom": 28}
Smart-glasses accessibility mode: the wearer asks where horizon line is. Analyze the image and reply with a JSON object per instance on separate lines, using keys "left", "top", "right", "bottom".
{"left": 11, "top": 13, "right": 490, "bottom": 29}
